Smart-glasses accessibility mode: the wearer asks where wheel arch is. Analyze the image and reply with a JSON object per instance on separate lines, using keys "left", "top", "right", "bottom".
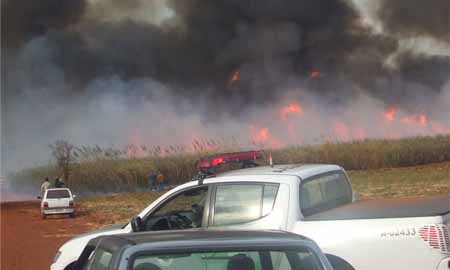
{"left": 64, "top": 261, "right": 77, "bottom": 270}
{"left": 325, "top": 254, "right": 355, "bottom": 270}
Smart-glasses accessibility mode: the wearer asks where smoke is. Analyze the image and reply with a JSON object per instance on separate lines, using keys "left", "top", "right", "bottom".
{"left": 376, "top": 0, "right": 449, "bottom": 42}
{"left": 2, "top": 0, "right": 449, "bottom": 173}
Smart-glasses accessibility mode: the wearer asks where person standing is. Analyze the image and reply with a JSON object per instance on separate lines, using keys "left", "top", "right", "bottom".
{"left": 54, "top": 176, "right": 64, "bottom": 188}
{"left": 156, "top": 172, "right": 165, "bottom": 191}
{"left": 148, "top": 171, "right": 157, "bottom": 191}
{"left": 40, "top": 177, "right": 51, "bottom": 195}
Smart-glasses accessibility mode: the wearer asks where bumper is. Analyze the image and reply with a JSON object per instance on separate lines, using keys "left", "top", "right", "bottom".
{"left": 43, "top": 208, "right": 74, "bottom": 215}
{"left": 437, "top": 257, "right": 450, "bottom": 270}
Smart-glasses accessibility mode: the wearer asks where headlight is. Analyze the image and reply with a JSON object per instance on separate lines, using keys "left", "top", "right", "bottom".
{"left": 53, "top": 251, "right": 61, "bottom": 263}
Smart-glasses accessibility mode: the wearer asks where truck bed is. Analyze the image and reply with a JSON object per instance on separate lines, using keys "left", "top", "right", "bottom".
{"left": 304, "top": 195, "right": 450, "bottom": 221}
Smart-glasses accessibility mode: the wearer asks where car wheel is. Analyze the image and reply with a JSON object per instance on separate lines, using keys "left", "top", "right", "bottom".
{"left": 326, "top": 254, "right": 355, "bottom": 270}
{"left": 64, "top": 261, "right": 77, "bottom": 270}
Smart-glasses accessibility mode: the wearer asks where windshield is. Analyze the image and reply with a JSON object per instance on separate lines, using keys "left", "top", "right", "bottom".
{"left": 46, "top": 190, "right": 70, "bottom": 199}
{"left": 131, "top": 248, "right": 324, "bottom": 270}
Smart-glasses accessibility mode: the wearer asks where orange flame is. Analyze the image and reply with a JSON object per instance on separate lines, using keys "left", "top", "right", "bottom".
{"left": 280, "top": 103, "right": 304, "bottom": 120}
{"left": 250, "top": 125, "right": 281, "bottom": 148}
{"left": 384, "top": 107, "right": 398, "bottom": 122}
{"left": 229, "top": 70, "right": 240, "bottom": 85}
{"left": 419, "top": 114, "right": 427, "bottom": 127}
{"left": 310, "top": 71, "right": 321, "bottom": 79}
{"left": 401, "top": 113, "right": 428, "bottom": 128}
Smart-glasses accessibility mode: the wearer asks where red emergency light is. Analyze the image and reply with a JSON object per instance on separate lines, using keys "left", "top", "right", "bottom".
{"left": 197, "top": 150, "right": 263, "bottom": 170}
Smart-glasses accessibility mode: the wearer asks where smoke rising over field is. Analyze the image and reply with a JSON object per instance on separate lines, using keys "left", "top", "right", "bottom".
{"left": 2, "top": 0, "right": 449, "bottom": 172}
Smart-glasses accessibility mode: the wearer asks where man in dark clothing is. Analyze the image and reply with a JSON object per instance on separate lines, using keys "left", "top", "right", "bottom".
{"left": 148, "top": 171, "right": 157, "bottom": 191}
{"left": 54, "top": 177, "right": 64, "bottom": 188}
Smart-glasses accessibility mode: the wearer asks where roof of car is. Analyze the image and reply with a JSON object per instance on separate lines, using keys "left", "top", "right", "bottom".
{"left": 46, "top": 188, "right": 71, "bottom": 191}
{"left": 92, "top": 230, "right": 313, "bottom": 252}
{"left": 217, "top": 164, "right": 342, "bottom": 179}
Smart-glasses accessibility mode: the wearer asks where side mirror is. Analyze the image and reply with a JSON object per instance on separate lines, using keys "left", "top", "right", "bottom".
{"left": 130, "top": 216, "right": 143, "bottom": 232}
{"left": 72, "top": 194, "right": 77, "bottom": 199}
{"left": 37, "top": 196, "right": 42, "bottom": 200}
{"left": 353, "top": 192, "right": 360, "bottom": 202}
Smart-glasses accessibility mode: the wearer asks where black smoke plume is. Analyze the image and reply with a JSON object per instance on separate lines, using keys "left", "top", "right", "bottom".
{"left": 2, "top": 0, "right": 449, "bottom": 172}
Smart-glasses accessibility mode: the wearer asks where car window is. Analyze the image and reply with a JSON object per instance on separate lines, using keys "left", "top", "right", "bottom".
{"left": 131, "top": 248, "right": 323, "bottom": 270}
{"left": 213, "top": 183, "right": 279, "bottom": 226}
{"left": 300, "top": 171, "right": 352, "bottom": 216}
{"left": 271, "top": 249, "right": 323, "bottom": 270}
{"left": 144, "top": 186, "right": 208, "bottom": 231}
{"left": 46, "top": 189, "right": 70, "bottom": 199}
{"left": 90, "top": 248, "right": 113, "bottom": 270}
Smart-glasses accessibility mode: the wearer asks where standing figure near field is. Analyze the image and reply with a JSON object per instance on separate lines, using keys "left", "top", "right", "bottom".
{"left": 148, "top": 171, "right": 157, "bottom": 191}
{"left": 156, "top": 172, "right": 165, "bottom": 191}
{"left": 54, "top": 176, "right": 65, "bottom": 188}
{"left": 40, "top": 177, "right": 51, "bottom": 195}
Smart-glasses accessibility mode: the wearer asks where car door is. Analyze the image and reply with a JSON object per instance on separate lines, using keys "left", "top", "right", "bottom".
{"left": 141, "top": 185, "right": 211, "bottom": 231}
{"left": 207, "top": 179, "right": 290, "bottom": 231}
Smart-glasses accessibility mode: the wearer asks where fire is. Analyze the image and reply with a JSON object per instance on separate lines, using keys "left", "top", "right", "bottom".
{"left": 419, "top": 114, "right": 427, "bottom": 127}
{"left": 310, "top": 71, "right": 321, "bottom": 79}
{"left": 280, "top": 103, "right": 304, "bottom": 120}
{"left": 229, "top": 70, "right": 240, "bottom": 85}
{"left": 384, "top": 107, "right": 398, "bottom": 122}
{"left": 253, "top": 127, "right": 270, "bottom": 144}
{"left": 332, "top": 121, "right": 350, "bottom": 141}
{"left": 401, "top": 113, "right": 428, "bottom": 128}
{"left": 250, "top": 125, "right": 281, "bottom": 148}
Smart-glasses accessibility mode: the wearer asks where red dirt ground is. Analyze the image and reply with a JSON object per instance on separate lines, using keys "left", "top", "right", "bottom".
{"left": 1, "top": 201, "right": 98, "bottom": 270}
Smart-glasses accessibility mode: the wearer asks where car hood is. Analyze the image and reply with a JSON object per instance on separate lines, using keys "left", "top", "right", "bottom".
{"left": 71, "top": 223, "right": 127, "bottom": 240}
{"left": 56, "top": 223, "right": 129, "bottom": 268}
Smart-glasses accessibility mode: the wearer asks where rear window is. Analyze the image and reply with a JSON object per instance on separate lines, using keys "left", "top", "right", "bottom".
{"left": 300, "top": 171, "right": 352, "bottom": 216}
{"left": 46, "top": 190, "right": 70, "bottom": 199}
{"left": 131, "top": 248, "right": 324, "bottom": 270}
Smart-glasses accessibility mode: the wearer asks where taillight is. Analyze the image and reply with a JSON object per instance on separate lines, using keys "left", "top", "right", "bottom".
{"left": 419, "top": 225, "right": 450, "bottom": 254}
{"left": 43, "top": 202, "right": 49, "bottom": 209}
{"left": 69, "top": 200, "right": 74, "bottom": 207}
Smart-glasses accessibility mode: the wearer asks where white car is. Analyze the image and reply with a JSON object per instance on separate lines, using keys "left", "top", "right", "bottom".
{"left": 52, "top": 154, "right": 450, "bottom": 270}
{"left": 40, "top": 188, "right": 76, "bottom": 219}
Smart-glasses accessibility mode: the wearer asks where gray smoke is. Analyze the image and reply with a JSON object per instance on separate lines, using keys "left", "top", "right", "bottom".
{"left": 377, "top": 0, "right": 449, "bottom": 42}
{"left": 2, "top": 0, "right": 449, "bottom": 173}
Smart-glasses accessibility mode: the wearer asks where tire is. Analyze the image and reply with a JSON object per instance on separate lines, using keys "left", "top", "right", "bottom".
{"left": 326, "top": 254, "right": 355, "bottom": 270}
{"left": 64, "top": 261, "right": 77, "bottom": 270}
{"left": 69, "top": 212, "right": 75, "bottom": 218}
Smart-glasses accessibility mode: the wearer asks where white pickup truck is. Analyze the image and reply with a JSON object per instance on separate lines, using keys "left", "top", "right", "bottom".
{"left": 52, "top": 163, "right": 450, "bottom": 270}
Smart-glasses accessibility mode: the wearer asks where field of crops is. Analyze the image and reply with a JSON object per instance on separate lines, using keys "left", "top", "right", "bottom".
{"left": 9, "top": 135, "right": 450, "bottom": 193}
{"left": 78, "top": 161, "right": 450, "bottom": 226}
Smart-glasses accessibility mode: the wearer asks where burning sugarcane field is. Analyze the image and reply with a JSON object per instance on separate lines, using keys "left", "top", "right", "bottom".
{"left": 1, "top": 0, "right": 449, "bottom": 270}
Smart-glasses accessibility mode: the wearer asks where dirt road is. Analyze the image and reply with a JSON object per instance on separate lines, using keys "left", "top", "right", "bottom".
{"left": 1, "top": 201, "right": 98, "bottom": 270}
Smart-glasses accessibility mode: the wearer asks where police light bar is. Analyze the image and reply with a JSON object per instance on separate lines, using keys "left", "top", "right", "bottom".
{"left": 197, "top": 150, "right": 263, "bottom": 170}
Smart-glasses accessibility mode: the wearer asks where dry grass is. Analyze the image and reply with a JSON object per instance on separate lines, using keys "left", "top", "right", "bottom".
{"left": 9, "top": 135, "right": 450, "bottom": 193}
{"left": 349, "top": 162, "right": 450, "bottom": 199}
{"left": 78, "top": 161, "right": 450, "bottom": 227}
